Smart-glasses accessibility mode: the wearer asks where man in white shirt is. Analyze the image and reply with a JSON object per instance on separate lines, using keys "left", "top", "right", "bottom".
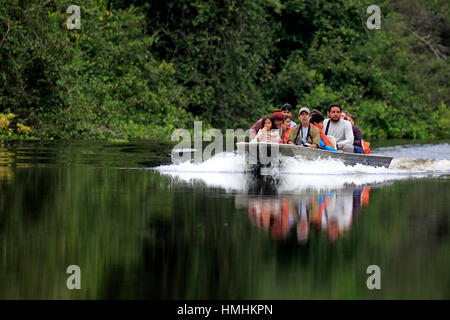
{"left": 323, "top": 104, "right": 354, "bottom": 153}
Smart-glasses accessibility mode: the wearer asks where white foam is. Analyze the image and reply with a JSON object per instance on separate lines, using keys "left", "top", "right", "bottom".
{"left": 390, "top": 158, "right": 450, "bottom": 173}
{"left": 160, "top": 172, "right": 247, "bottom": 192}
{"left": 156, "top": 152, "right": 245, "bottom": 173}
{"left": 155, "top": 152, "right": 450, "bottom": 175}
{"left": 153, "top": 143, "right": 450, "bottom": 192}
{"left": 172, "top": 148, "right": 198, "bottom": 153}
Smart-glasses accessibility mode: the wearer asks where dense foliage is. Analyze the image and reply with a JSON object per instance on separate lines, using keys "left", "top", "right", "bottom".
{"left": 0, "top": 0, "right": 448, "bottom": 140}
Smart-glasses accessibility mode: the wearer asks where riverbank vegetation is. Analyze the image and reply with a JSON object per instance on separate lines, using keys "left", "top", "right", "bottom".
{"left": 0, "top": 0, "right": 448, "bottom": 141}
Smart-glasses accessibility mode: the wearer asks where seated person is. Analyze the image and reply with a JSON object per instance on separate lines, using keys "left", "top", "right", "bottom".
{"left": 323, "top": 104, "right": 354, "bottom": 153}
{"left": 281, "top": 103, "right": 297, "bottom": 127}
{"left": 341, "top": 110, "right": 349, "bottom": 120}
{"left": 280, "top": 116, "right": 292, "bottom": 144}
{"left": 310, "top": 113, "right": 342, "bottom": 153}
{"left": 310, "top": 109, "right": 338, "bottom": 148}
{"left": 255, "top": 116, "right": 283, "bottom": 143}
{"left": 287, "top": 107, "right": 320, "bottom": 148}
{"left": 345, "top": 113, "right": 363, "bottom": 154}
{"left": 250, "top": 109, "right": 284, "bottom": 139}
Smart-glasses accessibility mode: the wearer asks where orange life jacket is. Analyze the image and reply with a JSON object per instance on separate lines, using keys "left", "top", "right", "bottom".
{"left": 279, "top": 125, "right": 291, "bottom": 144}
{"left": 362, "top": 140, "right": 371, "bottom": 154}
{"left": 310, "top": 123, "right": 333, "bottom": 149}
{"left": 362, "top": 187, "right": 371, "bottom": 206}
{"left": 283, "top": 127, "right": 291, "bottom": 144}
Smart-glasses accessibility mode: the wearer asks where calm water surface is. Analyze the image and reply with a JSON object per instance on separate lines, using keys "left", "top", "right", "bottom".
{"left": 0, "top": 140, "right": 449, "bottom": 299}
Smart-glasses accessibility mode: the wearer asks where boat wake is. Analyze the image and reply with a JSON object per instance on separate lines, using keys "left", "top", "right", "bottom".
{"left": 155, "top": 152, "right": 450, "bottom": 174}
{"left": 153, "top": 143, "right": 450, "bottom": 192}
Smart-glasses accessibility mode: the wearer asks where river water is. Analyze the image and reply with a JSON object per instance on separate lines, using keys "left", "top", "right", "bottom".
{"left": 0, "top": 140, "right": 449, "bottom": 299}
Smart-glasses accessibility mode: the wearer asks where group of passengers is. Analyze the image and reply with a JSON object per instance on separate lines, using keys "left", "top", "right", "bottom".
{"left": 249, "top": 103, "right": 369, "bottom": 154}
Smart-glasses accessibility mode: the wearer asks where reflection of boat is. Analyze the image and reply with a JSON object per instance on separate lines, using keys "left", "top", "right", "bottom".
{"left": 235, "top": 185, "right": 373, "bottom": 244}
{"left": 236, "top": 142, "right": 393, "bottom": 172}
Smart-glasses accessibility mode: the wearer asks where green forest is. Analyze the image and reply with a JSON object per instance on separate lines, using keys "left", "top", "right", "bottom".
{"left": 0, "top": 0, "right": 449, "bottom": 141}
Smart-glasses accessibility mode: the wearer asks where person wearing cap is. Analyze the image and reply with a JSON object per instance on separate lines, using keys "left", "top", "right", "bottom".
{"left": 323, "top": 104, "right": 354, "bottom": 153}
{"left": 250, "top": 109, "right": 284, "bottom": 139}
{"left": 287, "top": 107, "right": 320, "bottom": 148}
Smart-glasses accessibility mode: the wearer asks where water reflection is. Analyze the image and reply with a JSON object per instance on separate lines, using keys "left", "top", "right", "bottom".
{"left": 0, "top": 141, "right": 448, "bottom": 299}
{"left": 236, "top": 176, "right": 372, "bottom": 243}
